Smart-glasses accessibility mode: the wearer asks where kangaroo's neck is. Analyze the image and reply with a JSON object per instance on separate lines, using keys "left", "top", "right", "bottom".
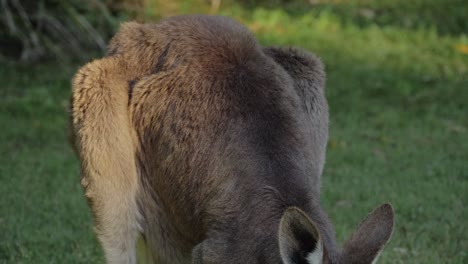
{"left": 204, "top": 180, "right": 339, "bottom": 263}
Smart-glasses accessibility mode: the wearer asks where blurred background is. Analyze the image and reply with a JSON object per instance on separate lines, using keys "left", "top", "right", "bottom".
{"left": 0, "top": 0, "right": 467, "bottom": 263}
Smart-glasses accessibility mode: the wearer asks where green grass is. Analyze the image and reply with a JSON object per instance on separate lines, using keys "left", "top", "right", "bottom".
{"left": 1, "top": 3, "right": 467, "bottom": 264}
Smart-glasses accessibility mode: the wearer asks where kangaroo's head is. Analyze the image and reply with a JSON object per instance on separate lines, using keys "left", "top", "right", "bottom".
{"left": 279, "top": 204, "right": 394, "bottom": 264}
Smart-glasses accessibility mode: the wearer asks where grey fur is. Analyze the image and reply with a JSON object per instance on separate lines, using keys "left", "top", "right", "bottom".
{"left": 70, "top": 15, "right": 394, "bottom": 264}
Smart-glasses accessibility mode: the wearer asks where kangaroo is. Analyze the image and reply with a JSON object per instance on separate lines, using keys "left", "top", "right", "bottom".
{"left": 70, "top": 15, "right": 394, "bottom": 264}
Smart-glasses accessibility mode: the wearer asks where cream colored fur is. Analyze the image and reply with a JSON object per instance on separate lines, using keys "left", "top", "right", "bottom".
{"left": 72, "top": 57, "right": 142, "bottom": 263}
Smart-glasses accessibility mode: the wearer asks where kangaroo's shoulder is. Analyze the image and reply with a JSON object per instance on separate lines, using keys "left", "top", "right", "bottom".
{"left": 264, "top": 47, "right": 325, "bottom": 89}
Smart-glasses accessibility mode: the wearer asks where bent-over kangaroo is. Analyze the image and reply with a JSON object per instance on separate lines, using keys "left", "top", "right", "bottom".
{"left": 70, "top": 15, "right": 394, "bottom": 264}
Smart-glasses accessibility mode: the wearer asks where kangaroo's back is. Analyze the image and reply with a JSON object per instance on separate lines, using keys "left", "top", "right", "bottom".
{"left": 123, "top": 16, "right": 321, "bottom": 262}
{"left": 70, "top": 15, "right": 394, "bottom": 264}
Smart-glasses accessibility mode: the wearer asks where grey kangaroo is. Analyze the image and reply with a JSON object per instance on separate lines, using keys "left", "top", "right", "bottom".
{"left": 70, "top": 15, "right": 394, "bottom": 264}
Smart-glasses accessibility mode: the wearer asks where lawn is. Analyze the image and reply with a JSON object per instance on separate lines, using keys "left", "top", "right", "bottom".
{"left": 1, "top": 2, "right": 467, "bottom": 263}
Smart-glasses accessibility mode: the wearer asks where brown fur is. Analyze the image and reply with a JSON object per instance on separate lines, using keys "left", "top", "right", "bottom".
{"left": 70, "top": 15, "right": 394, "bottom": 264}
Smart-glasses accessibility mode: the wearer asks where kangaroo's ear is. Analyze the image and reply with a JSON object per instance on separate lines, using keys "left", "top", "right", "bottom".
{"left": 278, "top": 207, "right": 323, "bottom": 264}
{"left": 342, "top": 203, "right": 395, "bottom": 264}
